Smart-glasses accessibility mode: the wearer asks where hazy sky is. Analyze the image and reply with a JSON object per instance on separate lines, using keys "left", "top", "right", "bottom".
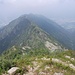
{"left": 0, "top": 0, "right": 75, "bottom": 26}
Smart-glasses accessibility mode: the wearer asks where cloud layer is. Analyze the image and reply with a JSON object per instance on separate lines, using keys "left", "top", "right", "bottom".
{"left": 0, "top": 0, "right": 75, "bottom": 25}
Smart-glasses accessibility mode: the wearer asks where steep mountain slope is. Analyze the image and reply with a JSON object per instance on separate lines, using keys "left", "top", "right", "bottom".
{"left": 70, "top": 31, "right": 75, "bottom": 50}
{"left": 20, "top": 14, "right": 72, "bottom": 49}
{"left": 0, "top": 17, "right": 62, "bottom": 53}
{"left": 0, "top": 14, "right": 75, "bottom": 75}
{"left": 60, "top": 22, "right": 75, "bottom": 50}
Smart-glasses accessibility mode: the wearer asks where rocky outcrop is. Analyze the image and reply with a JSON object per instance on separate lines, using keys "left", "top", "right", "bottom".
{"left": 54, "top": 72, "right": 64, "bottom": 75}
{"left": 7, "top": 67, "right": 19, "bottom": 75}
{"left": 52, "top": 58, "right": 75, "bottom": 71}
{"left": 45, "top": 41, "right": 60, "bottom": 51}
{"left": 65, "top": 55, "right": 74, "bottom": 61}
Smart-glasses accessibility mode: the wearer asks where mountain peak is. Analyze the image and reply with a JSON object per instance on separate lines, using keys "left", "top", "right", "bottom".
{"left": 0, "top": 14, "right": 74, "bottom": 54}
{"left": 0, "top": 14, "right": 63, "bottom": 53}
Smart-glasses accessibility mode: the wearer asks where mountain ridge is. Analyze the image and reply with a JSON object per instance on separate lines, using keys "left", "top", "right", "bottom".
{"left": 0, "top": 14, "right": 75, "bottom": 75}
{"left": 0, "top": 14, "right": 75, "bottom": 53}
{"left": 0, "top": 15, "right": 63, "bottom": 53}
{"left": 20, "top": 14, "right": 72, "bottom": 49}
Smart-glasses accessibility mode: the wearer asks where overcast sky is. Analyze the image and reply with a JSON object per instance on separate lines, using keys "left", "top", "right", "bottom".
{"left": 0, "top": 0, "right": 75, "bottom": 26}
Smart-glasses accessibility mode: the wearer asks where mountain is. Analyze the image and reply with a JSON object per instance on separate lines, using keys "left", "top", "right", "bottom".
{"left": 61, "top": 22, "right": 75, "bottom": 33}
{"left": 70, "top": 30, "right": 75, "bottom": 50}
{"left": 20, "top": 14, "right": 72, "bottom": 49}
{"left": 0, "top": 43, "right": 75, "bottom": 75}
{"left": 0, "top": 14, "right": 75, "bottom": 75}
{"left": 0, "top": 15, "right": 62, "bottom": 53}
{"left": 60, "top": 22, "right": 75, "bottom": 50}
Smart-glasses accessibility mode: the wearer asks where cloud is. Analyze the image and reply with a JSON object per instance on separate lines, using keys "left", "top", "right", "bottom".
{"left": 0, "top": 0, "right": 60, "bottom": 5}
{"left": 0, "top": 0, "right": 75, "bottom": 26}
{"left": 0, "top": 0, "right": 17, "bottom": 4}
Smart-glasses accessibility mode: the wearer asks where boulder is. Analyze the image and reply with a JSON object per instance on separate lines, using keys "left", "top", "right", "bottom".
{"left": 54, "top": 72, "right": 64, "bottom": 75}
{"left": 7, "top": 67, "right": 19, "bottom": 75}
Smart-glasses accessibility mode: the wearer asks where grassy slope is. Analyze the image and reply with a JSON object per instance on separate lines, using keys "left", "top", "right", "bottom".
{"left": 0, "top": 47, "right": 75, "bottom": 75}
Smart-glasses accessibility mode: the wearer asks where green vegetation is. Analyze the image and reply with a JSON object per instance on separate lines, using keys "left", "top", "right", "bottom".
{"left": 0, "top": 47, "right": 75, "bottom": 75}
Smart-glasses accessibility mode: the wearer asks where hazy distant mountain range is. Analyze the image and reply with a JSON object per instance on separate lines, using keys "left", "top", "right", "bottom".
{"left": 61, "top": 22, "right": 75, "bottom": 32}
